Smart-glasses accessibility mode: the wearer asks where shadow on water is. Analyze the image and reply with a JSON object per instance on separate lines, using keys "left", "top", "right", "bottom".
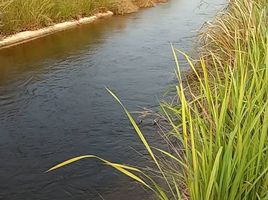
{"left": 0, "top": 0, "right": 225, "bottom": 199}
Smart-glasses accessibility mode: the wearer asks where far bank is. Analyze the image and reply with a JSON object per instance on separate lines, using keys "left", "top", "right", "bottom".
{"left": 0, "top": 0, "right": 167, "bottom": 49}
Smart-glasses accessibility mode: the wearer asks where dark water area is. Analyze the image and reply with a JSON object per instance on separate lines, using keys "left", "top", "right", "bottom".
{"left": 0, "top": 0, "right": 225, "bottom": 199}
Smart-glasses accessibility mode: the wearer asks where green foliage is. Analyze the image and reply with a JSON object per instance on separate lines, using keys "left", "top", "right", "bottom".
{"left": 161, "top": 0, "right": 268, "bottom": 199}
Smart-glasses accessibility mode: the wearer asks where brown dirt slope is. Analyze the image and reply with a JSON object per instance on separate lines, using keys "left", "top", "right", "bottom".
{"left": 111, "top": 0, "right": 167, "bottom": 14}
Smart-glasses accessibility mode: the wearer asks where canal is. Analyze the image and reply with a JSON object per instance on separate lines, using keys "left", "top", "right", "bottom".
{"left": 0, "top": 0, "right": 224, "bottom": 199}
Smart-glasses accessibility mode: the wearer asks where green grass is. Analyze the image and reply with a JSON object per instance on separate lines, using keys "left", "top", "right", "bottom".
{"left": 0, "top": 0, "right": 112, "bottom": 35}
{"left": 48, "top": 0, "right": 268, "bottom": 199}
{"left": 162, "top": 0, "right": 268, "bottom": 198}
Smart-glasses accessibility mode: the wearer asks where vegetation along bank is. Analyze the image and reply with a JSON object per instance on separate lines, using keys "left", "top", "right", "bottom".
{"left": 0, "top": 0, "right": 167, "bottom": 37}
{"left": 49, "top": 0, "right": 268, "bottom": 199}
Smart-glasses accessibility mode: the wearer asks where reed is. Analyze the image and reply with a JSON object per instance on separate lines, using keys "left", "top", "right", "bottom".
{"left": 48, "top": 0, "right": 268, "bottom": 199}
{"left": 158, "top": 0, "right": 268, "bottom": 198}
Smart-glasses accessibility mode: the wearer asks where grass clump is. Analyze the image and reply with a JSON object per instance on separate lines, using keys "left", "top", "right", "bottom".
{"left": 162, "top": 0, "right": 268, "bottom": 199}
{"left": 48, "top": 0, "right": 268, "bottom": 199}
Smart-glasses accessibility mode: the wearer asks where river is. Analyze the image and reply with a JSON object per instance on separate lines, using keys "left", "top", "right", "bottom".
{"left": 0, "top": 0, "right": 224, "bottom": 199}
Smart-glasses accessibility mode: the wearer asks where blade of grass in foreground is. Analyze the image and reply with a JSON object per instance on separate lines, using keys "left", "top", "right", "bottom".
{"left": 47, "top": 89, "right": 176, "bottom": 200}
{"left": 47, "top": 155, "right": 152, "bottom": 190}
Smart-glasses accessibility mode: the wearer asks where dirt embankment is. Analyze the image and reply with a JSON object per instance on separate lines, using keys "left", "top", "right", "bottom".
{"left": 111, "top": 0, "right": 168, "bottom": 14}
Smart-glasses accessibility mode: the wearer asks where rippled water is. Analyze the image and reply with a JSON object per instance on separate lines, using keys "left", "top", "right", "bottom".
{"left": 0, "top": 0, "right": 225, "bottom": 199}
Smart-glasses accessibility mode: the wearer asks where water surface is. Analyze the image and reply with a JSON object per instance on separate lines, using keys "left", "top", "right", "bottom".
{"left": 0, "top": 1, "right": 225, "bottom": 199}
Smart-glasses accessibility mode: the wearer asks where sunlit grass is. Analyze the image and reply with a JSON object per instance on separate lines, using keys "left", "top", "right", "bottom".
{"left": 48, "top": 0, "right": 268, "bottom": 199}
{"left": 163, "top": 0, "right": 268, "bottom": 198}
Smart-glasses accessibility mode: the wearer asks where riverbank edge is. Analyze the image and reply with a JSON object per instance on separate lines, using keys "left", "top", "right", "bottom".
{"left": 0, "top": 11, "right": 114, "bottom": 50}
{"left": 0, "top": 11, "right": 113, "bottom": 50}
{"left": 0, "top": 0, "right": 168, "bottom": 50}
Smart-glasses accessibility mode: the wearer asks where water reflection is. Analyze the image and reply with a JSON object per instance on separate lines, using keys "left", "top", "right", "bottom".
{"left": 0, "top": 16, "right": 128, "bottom": 85}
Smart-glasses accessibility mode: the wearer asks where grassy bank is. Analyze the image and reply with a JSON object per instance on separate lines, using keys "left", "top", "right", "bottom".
{"left": 161, "top": 0, "right": 268, "bottom": 198}
{"left": 48, "top": 0, "right": 268, "bottom": 199}
{"left": 0, "top": 0, "right": 165, "bottom": 36}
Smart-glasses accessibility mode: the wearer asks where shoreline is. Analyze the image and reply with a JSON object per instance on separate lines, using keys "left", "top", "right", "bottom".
{"left": 0, "top": 0, "right": 168, "bottom": 50}
{"left": 0, "top": 11, "right": 113, "bottom": 50}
